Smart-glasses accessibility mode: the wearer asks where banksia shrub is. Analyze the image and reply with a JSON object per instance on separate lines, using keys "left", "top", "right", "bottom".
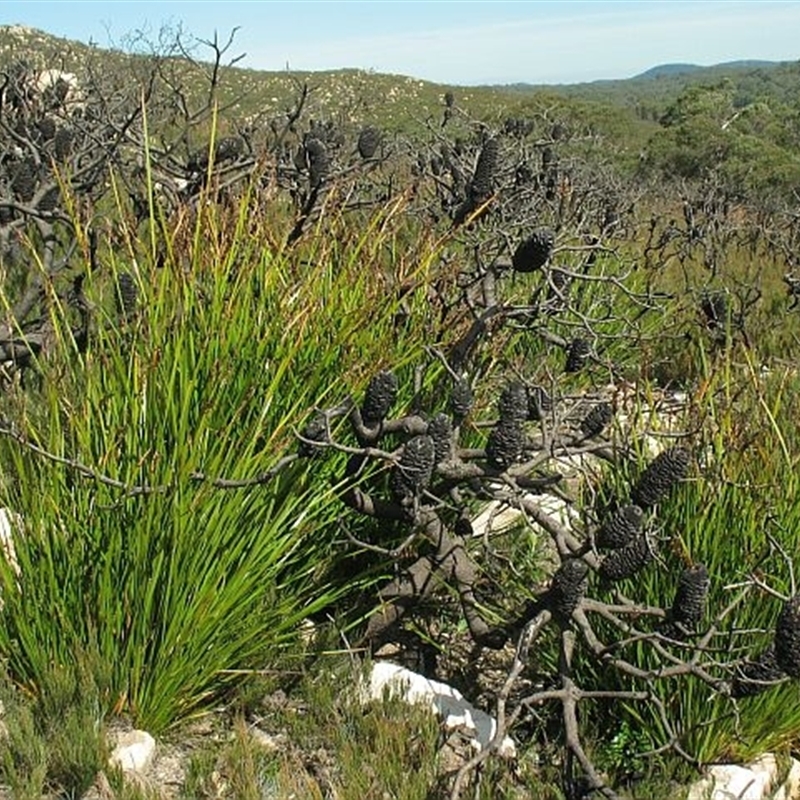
{"left": 565, "top": 338, "right": 591, "bottom": 373}
{"left": 774, "top": 594, "right": 800, "bottom": 678}
{"left": 599, "top": 535, "right": 653, "bottom": 582}
{"left": 304, "top": 137, "right": 329, "bottom": 189}
{"left": 390, "top": 435, "right": 436, "bottom": 504}
{"left": 451, "top": 377, "right": 474, "bottom": 419}
{"left": 486, "top": 420, "right": 525, "bottom": 471}
{"left": 730, "top": 646, "right": 785, "bottom": 698}
{"left": 298, "top": 411, "right": 329, "bottom": 458}
{"left": 357, "top": 126, "right": 381, "bottom": 159}
{"left": 469, "top": 137, "right": 499, "bottom": 202}
{"left": 512, "top": 228, "right": 555, "bottom": 273}
{"left": 579, "top": 402, "right": 613, "bottom": 438}
{"left": 498, "top": 382, "right": 529, "bottom": 424}
{"left": 361, "top": 370, "right": 398, "bottom": 427}
{"left": 527, "top": 385, "right": 553, "bottom": 421}
{"left": 630, "top": 447, "right": 691, "bottom": 509}
{"left": 427, "top": 412, "right": 453, "bottom": 464}
{"left": 595, "top": 504, "right": 643, "bottom": 550}
{"left": 549, "top": 558, "right": 589, "bottom": 623}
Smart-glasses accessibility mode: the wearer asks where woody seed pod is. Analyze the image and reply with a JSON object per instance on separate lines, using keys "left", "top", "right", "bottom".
{"left": 565, "top": 338, "right": 591, "bottom": 373}
{"left": 595, "top": 504, "right": 643, "bottom": 551}
{"left": 579, "top": 402, "right": 613, "bottom": 438}
{"left": 549, "top": 558, "right": 589, "bottom": 622}
{"left": 357, "top": 126, "right": 381, "bottom": 159}
{"left": 361, "top": 370, "right": 398, "bottom": 427}
{"left": 774, "top": 594, "right": 800, "bottom": 678}
{"left": 486, "top": 419, "right": 525, "bottom": 471}
{"left": 512, "top": 228, "right": 555, "bottom": 273}
{"left": 390, "top": 434, "right": 436, "bottom": 504}
{"left": 599, "top": 535, "right": 653, "bottom": 582}
{"left": 427, "top": 412, "right": 453, "bottom": 464}
{"left": 450, "top": 377, "right": 474, "bottom": 419}
{"left": 630, "top": 447, "right": 691, "bottom": 509}
{"left": 730, "top": 645, "right": 785, "bottom": 698}
{"left": 298, "top": 411, "right": 329, "bottom": 458}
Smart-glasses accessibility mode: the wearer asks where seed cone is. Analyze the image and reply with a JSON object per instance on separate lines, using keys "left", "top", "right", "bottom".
{"left": 54, "top": 127, "right": 73, "bottom": 161}
{"left": 427, "top": 412, "right": 453, "bottom": 464}
{"left": 215, "top": 136, "right": 244, "bottom": 163}
{"left": 662, "top": 564, "right": 709, "bottom": 640}
{"left": 116, "top": 272, "right": 139, "bottom": 319}
{"left": 361, "top": 370, "right": 398, "bottom": 427}
{"left": 390, "top": 435, "right": 436, "bottom": 504}
{"left": 596, "top": 504, "right": 643, "bottom": 551}
{"left": 565, "top": 338, "right": 591, "bottom": 373}
{"left": 486, "top": 419, "right": 525, "bottom": 471}
{"left": 580, "top": 402, "right": 613, "bottom": 438}
{"left": 774, "top": 594, "right": 800, "bottom": 678}
{"left": 700, "top": 291, "right": 728, "bottom": 330}
{"left": 630, "top": 447, "right": 691, "bottom": 509}
{"left": 526, "top": 385, "right": 553, "bottom": 421}
{"left": 498, "top": 382, "right": 529, "bottom": 424}
{"left": 298, "top": 411, "right": 329, "bottom": 458}
{"left": 304, "top": 137, "right": 329, "bottom": 189}
{"left": 357, "top": 126, "right": 381, "bottom": 159}
{"left": 730, "top": 646, "right": 785, "bottom": 698}
{"left": 512, "top": 228, "right": 555, "bottom": 273}
{"left": 450, "top": 377, "right": 474, "bottom": 419}
{"left": 11, "top": 159, "right": 36, "bottom": 202}
{"left": 549, "top": 558, "right": 589, "bottom": 622}
{"left": 599, "top": 535, "right": 653, "bottom": 582}
{"left": 469, "top": 137, "right": 499, "bottom": 202}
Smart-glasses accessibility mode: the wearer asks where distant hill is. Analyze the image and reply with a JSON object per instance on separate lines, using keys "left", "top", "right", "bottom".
{"left": 630, "top": 60, "right": 780, "bottom": 81}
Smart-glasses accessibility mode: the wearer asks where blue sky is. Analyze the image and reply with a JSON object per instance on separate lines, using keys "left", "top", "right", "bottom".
{"left": 2, "top": 1, "right": 799, "bottom": 85}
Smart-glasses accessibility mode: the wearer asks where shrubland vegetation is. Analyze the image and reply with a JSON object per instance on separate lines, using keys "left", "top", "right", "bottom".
{"left": 0, "top": 23, "right": 800, "bottom": 799}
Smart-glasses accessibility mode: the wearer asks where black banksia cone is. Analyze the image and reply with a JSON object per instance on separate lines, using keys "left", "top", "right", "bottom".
{"left": 527, "top": 385, "right": 553, "bottom": 421}
{"left": 390, "top": 434, "right": 436, "bottom": 504}
{"left": 549, "top": 558, "right": 589, "bottom": 622}
{"left": 486, "top": 419, "right": 525, "bottom": 471}
{"left": 38, "top": 186, "right": 60, "bottom": 212}
{"left": 36, "top": 116, "right": 56, "bottom": 142}
{"left": 304, "top": 137, "right": 329, "bottom": 189}
{"left": 579, "top": 402, "right": 613, "bottom": 438}
{"left": 54, "top": 127, "right": 73, "bottom": 162}
{"left": 116, "top": 272, "right": 139, "bottom": 320}
{"left": 565, "top": 338, "right": 591, "bottom": 373}
{"left": 774, "top": 594, "right": 800, "bottom": 678}
{"left": 630, "top": 447, "right": 691, "bottom": 509}
{"left": 730, "top": 645, "right": 785, "bottom": 698}
{"left": 451, "top": 377, "right": 474, "bottom": 419}
{"left": 357, "top": 126, "right": 381, "bottom": 159}
{"left": 599, "top": 535, "right": 653, "bottom": 582}
{"left": 595, "top": 504, "right": 643, "bottom": 550}
{"left": 444, "top": 90, "right": 455, "bottom": 108}
{"left": 427, "top": 412, "right": 453, "bottom": 464}
{"left": 662, "top": 564, "right": 709, "bottom": 639}
{"left": 11, "top": 159, "right": 36, "bottom": 202}
{"left": 512, "top": 228, "right": 555, "bottom": 273}
{"left": 215, "top": 136, "right": 244, "bottom": 163}
{"left": 498, "top": 382, "right": 529, "bottom": 424}
{"left": 469, "top": 137, "right": 499, "bottom": 202}
{"left": 361, "top": 370, "right": 398, "bottom": 427}
{"left": 298, "top": 411, "right": 329, "bottom": 458}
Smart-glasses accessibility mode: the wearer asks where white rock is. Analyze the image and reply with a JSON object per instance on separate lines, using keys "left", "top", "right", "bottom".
{"left": 366, "top": 661, "right": 516, "bottom": 758}
{"left": 686, "top": 753, "right": 800, "bottom": 800}
{"left": 108, "top": 729, "right": 156, "bottom": 773}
